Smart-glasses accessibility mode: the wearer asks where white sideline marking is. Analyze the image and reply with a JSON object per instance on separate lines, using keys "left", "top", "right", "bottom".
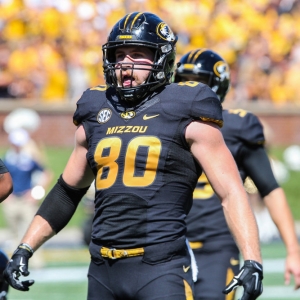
{"left": 29, "top": 259, "right": 284, "bottom": 283}
{"left": 23, "top": 259, "right": 300, "bottom": 299}
{"left": 260, "top": 287, "right": 300, "bottom": 299}
{"left": 30, "top": 266, "right": 88, "bottom": 282}
{"left": 263, "top": 258, "right": 285, "bottom": 273}
{"left": 236, "top": 286, "right": 300, "bottom": 299}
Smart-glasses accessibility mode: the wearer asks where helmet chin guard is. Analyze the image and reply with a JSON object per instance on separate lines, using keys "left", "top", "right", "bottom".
{"left": 103, "top": 12, "right": 177, "bottom": 103}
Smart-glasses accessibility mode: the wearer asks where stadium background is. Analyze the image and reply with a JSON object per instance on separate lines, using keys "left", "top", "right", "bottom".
{"left": 0, "top": 0, "right": 300, "bottom": 146}
{"left": 1, "top": 1, "right": 300, "bottom": 299}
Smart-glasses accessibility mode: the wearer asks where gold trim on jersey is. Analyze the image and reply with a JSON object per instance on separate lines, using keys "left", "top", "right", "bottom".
{"left": 90, "top": 85, "right": 108, "bottom": 92}
{"left": 188, "top": 241, "right": 203, "bottom": 249}
{"left": 200, "top": 117, "right": 223, "bottom": 128}
{"left": 183, "top": 279, "right": 194, "bottom": 300}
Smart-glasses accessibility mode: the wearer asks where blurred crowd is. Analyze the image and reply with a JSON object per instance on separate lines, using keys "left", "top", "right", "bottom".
{"left": 0, "top": 0, "right": 300, "bottom": 104}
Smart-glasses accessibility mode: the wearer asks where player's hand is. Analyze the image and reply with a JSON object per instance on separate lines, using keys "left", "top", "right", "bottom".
{"left": 3, "top": 244, "right": 35, "bottom": 291}
{"left": 223, "top": 260, "right": 263, "bottom": 300}
{"left": 285, "top": 251, "right": 300, "bottom": 289}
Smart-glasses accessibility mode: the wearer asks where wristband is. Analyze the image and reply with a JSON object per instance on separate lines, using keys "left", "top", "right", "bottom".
{"left": 18, "top": 243, "right": 34, "bottom": 255}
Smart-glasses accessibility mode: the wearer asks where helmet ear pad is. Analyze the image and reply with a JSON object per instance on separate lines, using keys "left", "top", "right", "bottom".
{"left": 102, "top": 12, "right": 177, "bottom": 103}
{"left": 174, "top": 49, "right": 230, "bottom": 103}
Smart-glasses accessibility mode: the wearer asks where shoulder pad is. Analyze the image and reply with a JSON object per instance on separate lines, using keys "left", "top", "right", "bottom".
{"left": 166, "top": 83, "right": 223, "bottom": 127}
{"left": 73, "top": 86, "right": 113, "bottom": 126}
{"left": 224, "top": 109, "right": 265, "bottom": 145}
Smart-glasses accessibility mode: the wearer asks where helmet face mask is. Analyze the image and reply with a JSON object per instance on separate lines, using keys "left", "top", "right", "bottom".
{"left": 103, "top": 12, "right": 177, "bottom": 103}
{"left": 174, "top": 49, "right": 230, "bottom": 103}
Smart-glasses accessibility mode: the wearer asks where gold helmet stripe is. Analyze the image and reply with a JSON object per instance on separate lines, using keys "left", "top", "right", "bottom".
{"left": 187, "top": 50, "right": 198, "bottom": 63}
{"left": 131, "top": 12, "right": 143, "bottom": 30}
{"left": 187, "top": 49, "right": 208, "bottom": 63}
{"left": 192, "top": 49, "right": 207, "bottom": 63}
{"left": 123, "top": 13, "right": 133, "bottom": 30}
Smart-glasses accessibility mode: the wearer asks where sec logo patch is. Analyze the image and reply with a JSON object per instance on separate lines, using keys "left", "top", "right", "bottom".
{"left": 97, "top": 108, "right": 112, "bottom": 124}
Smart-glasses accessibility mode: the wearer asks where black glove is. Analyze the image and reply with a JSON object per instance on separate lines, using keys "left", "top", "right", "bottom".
{"left": 3, "top": 243, "right": 35, "bottom": 291}
{"left": 223, "top": 260, "right": 263, "bottom": 300}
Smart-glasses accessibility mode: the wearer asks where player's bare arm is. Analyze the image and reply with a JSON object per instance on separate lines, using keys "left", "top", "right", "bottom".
{"left": 243, "top": 144, "right": 300, "bottom": 290}
{"left": 62, "top": 124, "right": 94, "bottom": 188}
{"left": 186, "top": 120, "right": 262, "bottom": 263}
{"left": 20, "top": 125, "right": 93, "bottom": 251}
{"left": 264, "top": 188, "right": 300, "bottom": 289}
{"left": 4, "top": 125, "right": 93, "bottom": 291}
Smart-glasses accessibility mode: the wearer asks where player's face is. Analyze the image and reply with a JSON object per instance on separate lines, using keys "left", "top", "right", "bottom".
{"left": 115, "top": 46, "right": 154, "bottom": 88}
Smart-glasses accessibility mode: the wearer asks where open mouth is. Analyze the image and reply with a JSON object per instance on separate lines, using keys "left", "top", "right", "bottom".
{"left": 122, "top": 75, "right": 134, "bottom": 88}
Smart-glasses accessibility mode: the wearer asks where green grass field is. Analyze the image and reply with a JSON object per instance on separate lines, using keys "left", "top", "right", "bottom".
{"left": 9, "top": 282, "right": 88, "bottom": 300}
{"left": 0, "top": 146, "right": 87, "bottom": 229}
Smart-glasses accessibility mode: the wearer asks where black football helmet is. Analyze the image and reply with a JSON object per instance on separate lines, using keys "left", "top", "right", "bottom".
{"left": 102, "top": 12, "right": 177, "bottom": 102}
{"left": 174, "top": 49, "right": 230, "bottom": 102}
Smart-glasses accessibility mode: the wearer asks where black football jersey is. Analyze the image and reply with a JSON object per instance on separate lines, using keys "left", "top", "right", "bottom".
{"left": 186, "top": 109, "right": 265, "bottom": 247}
{"left": 73, "top": 82, "right": 223, "bottom": 248}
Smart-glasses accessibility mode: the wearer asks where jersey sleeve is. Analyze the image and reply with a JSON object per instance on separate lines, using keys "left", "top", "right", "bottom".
{"left": 240, "top": 145, "right": 279, "bottom": 197}
{"left": 73, "top": 85, "right": 109, "bottom": 126}
{"left": 190, "top": 84, "right": 223, "bottom": 127}
{"left": 240, "top": 111, "right": 265, "bottom": 145}
{"left": 73, "top": 89, "right": 93, "bottom": 126}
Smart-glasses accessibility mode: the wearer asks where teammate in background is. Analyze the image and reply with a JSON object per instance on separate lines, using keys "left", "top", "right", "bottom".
{"left": 0, "top": 159, "right": 13, "bottom": 299}
{"left": 4, "top": 13, "right": 262, "bottom": 299}
{"left": 0, "top": 250, "right": 9, "bottom": 300}
{"left": 2, "top": 128, "right": 52, "bottom": 269}
{"left": 0, "top": 159, "right": 13, "bottom": 202}
{"left": 174, "top": 48, "right": 300, "bottom": 300}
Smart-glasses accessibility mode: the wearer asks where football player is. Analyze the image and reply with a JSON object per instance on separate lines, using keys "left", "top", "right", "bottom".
{"left": 4, "top": 13, "right": 263, "bottom": 299}
{"left": 0, "top": 250, "right": 9, "bottom": 300}
{"left": 0, "top": 159, "right": 13, "bottom": 202}
{"left": 174, "top": 48, "right": 300, "bottom": 300}
{"left": 0, "top": 159, "right": 12, "bottom": 300}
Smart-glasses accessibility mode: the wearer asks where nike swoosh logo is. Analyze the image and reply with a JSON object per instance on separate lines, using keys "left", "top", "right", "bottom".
{"left": 254, "top": 262, "right": 262, "bottom": 271}
{"left": 230, "top": 258, "right": 239, "bottom": 266}
{"left": 143, "top": 114, "right": 159, "bottom": 120}
{"left": 183, "top": 265, "right": 191, "bottom": 273}
{"left": 225, "top": 278, "right": 238, "bottom": 291}
{"left": 225, "top": 268, "right": 245, "bottom": 291}
{"left": 19, "top": 257, "right": 25, "bottom": 272}
{"left": 252, "top": 272, "right": 259, "bottom": 290}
